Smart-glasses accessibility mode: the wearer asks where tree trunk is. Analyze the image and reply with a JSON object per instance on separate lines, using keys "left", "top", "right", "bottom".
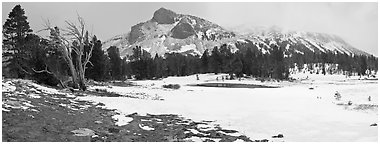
{"left": 67, "top": 54, "right": 80, "bottom": 89}
{"left": 77, "top": 43, "right": 86, "bottom": 91}
{"left": 60, "top": 43, "right": 80, "bottom": 89}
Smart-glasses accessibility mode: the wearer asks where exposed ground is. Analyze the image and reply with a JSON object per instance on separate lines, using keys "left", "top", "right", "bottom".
{"left": 2, "top": 79, "right": 255, "bottom": 142}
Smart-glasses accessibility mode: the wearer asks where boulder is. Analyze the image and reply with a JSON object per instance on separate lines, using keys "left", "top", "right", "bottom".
{"left": 71, "top": 128, "right": 95, "bottom": 136}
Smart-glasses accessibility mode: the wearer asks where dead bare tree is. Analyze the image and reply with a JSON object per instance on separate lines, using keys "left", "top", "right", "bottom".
{"left": 40, "top": 16, "right": 95, "bottom": 91}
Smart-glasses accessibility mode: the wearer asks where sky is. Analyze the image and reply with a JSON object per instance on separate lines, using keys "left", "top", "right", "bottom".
{"left": 2, "top": 2, "right": 378, "bottom": 56}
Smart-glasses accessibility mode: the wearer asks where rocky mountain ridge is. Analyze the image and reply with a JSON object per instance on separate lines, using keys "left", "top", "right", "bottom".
{"left": 102, "top": 7, "right": 370, "bottom": 58}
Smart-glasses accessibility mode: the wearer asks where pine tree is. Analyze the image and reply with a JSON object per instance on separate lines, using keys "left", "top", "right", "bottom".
{"left": 242, "top": 47, "right": 254, "bottom": 76}
{"left": 25, "top": 34, "right": 57, "bottom": 85}
{"left": 107, "top": 46, "right": 123, "bottom": 80}
{"left": 154, "top": 53, "right": 166, "bottom": 78}
{"left": 229, "top": 55, "right": 243, "bottom": 79}
{"left": 3, "top": 5, "right": 33, "bottom": 78}
{"left": 270, "top": 45, "right": 287, "bottom": 80}
{"left": 219, "top": 44, "right": 232, "bottom": 73}
{"left": 129, "top": 46, "right": 154, "bottom": 80}
{"left": 85, "top": 36, "right": 108, "bottom": 81}
{"left": 201, "top": 49, "right": 209, "bottom": 73}
{"left": 210, "top": 46, "right": 221, "bottom": 74}
{"left": 359, "top": 55, "right": 368, "bottom": 76}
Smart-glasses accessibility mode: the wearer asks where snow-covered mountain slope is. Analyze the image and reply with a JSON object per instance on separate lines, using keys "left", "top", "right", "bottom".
{"left": 237, "top": 26, "right": 369, "bottom": 56}
{"left": 102, "top": 8, "right": 371, "bottom": 58}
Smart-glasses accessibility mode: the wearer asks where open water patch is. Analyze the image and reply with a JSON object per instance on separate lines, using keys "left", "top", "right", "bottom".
{"left": 188, "top": 83, "right": 279, "bottom": 89}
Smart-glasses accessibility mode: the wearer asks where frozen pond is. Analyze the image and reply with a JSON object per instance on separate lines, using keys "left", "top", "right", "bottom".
{"left": 79, "top": 73, "right": 378, "bottom": 142}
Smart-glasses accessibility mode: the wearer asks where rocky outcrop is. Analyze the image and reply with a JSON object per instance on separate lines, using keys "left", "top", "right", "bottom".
{"left": 128, "top": 22, "right": 145, "bottom": 44}
{"left": 170, "top": 17, "right": 196, "bottom": 39}
{"left": 152, "top": 7, "right": 178, "bottom": 24}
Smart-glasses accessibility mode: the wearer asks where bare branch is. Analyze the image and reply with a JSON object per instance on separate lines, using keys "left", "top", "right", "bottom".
{"left": 71, "top": 46, "right": 80, "bottom": 55}
{"left": 36, "top": 18, "right": 52, "bottom": 33}
{"left": 64, "top": 22, "right": 82, "bottom": 41}
{"left": 32, "top": 66, "right": 53, "bottom": 74}
{"left": 88, "top": 61, "right": 94, "bottom": 67}
{"left": 82, "top": 38, "right": 95, "bottom": 73}
{"left": 17, "top": 64, "right": 32, "bottom": 75}
{"left": 90, "top": 24, "right": 94, "bottom": 37}
{"left": 62, "top": 30, "right": 80, "bottom": 40}
{"left": 77, "top": 14, "right": 85, "bottom": 40}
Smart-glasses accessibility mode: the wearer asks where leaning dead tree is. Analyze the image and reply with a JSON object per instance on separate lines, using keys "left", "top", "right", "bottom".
{"left": 41, "top": 16, "right": 95, "bottom": 91}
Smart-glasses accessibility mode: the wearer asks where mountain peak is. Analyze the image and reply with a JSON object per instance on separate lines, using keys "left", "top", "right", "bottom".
{"left": 152, "top": 7, "right": 178, "bottom": 24}
{"left": 104, "top": 8, "right": 371, "bottom": 58}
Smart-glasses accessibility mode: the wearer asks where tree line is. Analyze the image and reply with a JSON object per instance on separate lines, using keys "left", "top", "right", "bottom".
{"left": 124, "top": 43, "right": 293, "bottom": 80}
{"left": 119, "top": 41, "right": 377, "bottom": 81}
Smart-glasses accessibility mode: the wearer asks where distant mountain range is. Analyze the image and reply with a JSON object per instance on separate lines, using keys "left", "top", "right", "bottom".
{"left": 102, "top": 7, "right": 370, "bottom": 58}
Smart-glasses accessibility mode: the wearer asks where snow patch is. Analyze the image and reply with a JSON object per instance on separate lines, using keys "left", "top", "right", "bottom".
{"left": 29, "top": 82, "right": 64, "bottom": 95}
{"left": 28, "top": 93, "right": 41, "bottom": 99}
{"left": 237, "top": 39, "right": 247, "bottom": 43}
{"left": 197, "top": 124, "right": 214, "bottom": 131}
{"left": 175, "top": 44, "right": 201, "bottom": 56}
{"left": 219, "top": 131, "right": 241, "bottom": 137}
{"left": 234, "top": 139, "right": 245, "bottom": 142}
{"left": 285, "top": 44, "right": 290, "bottom": 50}
{"left": 2, "top": 107, "right": 10, "bottom": 112}
{"left": 139, "top": 124, "right": 155, "bottom": 131}
{"left": 112, "top": 114, "right": 133, "bottom": 126}
{"left": 142, "top": 47, "right": 151, "bottom": 52}
{"left": 185, "top": 136, "right": 203, "bottom": 142}
{"left": 65, "top": 93, "right": 76, "bottom": 98}
{"left": 22, "top": 102, "right": 35, "bottom": 108}
{"left": 295, "top": 49, "right": 304, "bottom": 55}
{"left": 2, "top": 81, "right": 16, "bottom": 92}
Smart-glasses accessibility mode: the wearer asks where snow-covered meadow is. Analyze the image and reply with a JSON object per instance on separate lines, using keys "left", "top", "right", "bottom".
{"left": 79, "top": 73, "right": 378, "bottom": 142}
